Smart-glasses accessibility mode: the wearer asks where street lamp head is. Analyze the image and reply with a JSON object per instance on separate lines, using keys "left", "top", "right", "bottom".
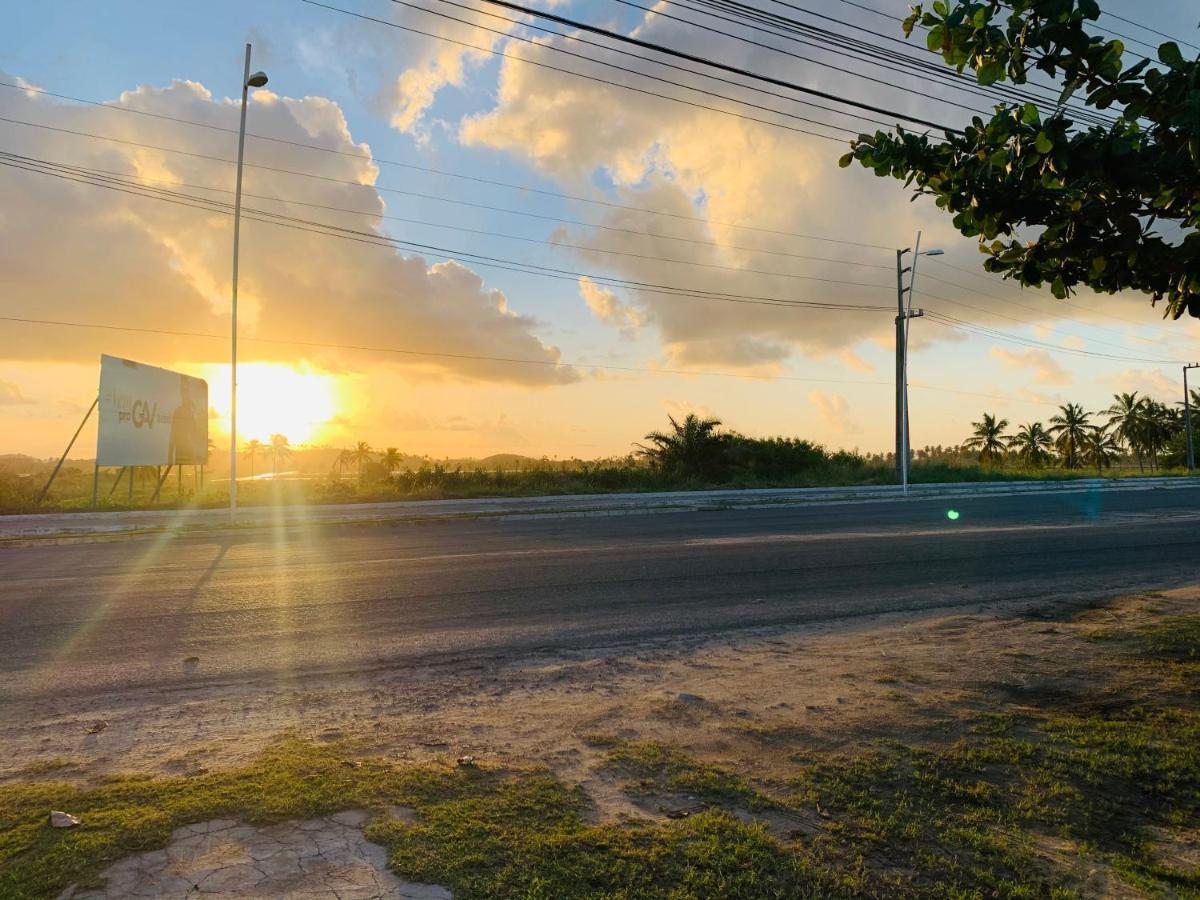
{"left": 246, "top": 71, "right": 269, "bottom": 88}
{"left": 921, "top": 248, "right": 945, "bottom": 256}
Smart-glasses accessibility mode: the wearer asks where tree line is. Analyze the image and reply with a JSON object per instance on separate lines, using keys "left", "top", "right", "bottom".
{"left": 965, "top": 391, "right": 1200, "bottom": 473}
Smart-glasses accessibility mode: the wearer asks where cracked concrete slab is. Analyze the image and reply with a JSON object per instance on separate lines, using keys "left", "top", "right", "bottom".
{"left": 68, "top": 811, "right": 450, "bottom": 899}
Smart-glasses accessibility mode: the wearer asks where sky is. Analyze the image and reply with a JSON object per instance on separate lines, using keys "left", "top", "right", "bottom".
{"left": 2, "top": 0, "right": 1199, "bottom": 461}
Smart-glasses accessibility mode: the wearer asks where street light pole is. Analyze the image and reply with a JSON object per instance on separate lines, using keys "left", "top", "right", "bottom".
{"left": 1185, "top": 363, "right": 1199, "bottom": 472}
{"left": 229, "top": 44, "right": 268, "bottom": 521}
{"left": 895, "top": 232, "right": 942, "bottom": 494}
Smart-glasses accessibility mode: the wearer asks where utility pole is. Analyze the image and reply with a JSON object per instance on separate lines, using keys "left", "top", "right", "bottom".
{"left": 895, "top": 233, "right": 942, "bottom": 493}
{"left": 1186, "top": 363, "right": 1199, "bottom": 472}
{"left": 229, "top": 45, "right": 269, "bottom": 522}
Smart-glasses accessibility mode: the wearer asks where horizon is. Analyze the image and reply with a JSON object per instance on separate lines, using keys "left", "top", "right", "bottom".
{"left": 3, "top": 0, "right": 1199, "bottom": 461}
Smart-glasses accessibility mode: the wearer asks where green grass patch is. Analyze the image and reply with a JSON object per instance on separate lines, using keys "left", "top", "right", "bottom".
{"left": 4, "top": 615, "right": 1200, "bottom": 897}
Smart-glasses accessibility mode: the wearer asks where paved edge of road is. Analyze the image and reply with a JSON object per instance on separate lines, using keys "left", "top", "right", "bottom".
{"left": 1, "top": 476, "right": 1196, "bottom": 541}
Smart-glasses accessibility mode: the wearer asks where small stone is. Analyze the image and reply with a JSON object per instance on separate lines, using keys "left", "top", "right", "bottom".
{"left": 86, "top": 721, "right": 108, "bottom": 735}
{"left": 456, "top": 755, "right": 476, "bottom": 767}
{"left": 50, "top": 811, "right": 81, "bottom": 828}
{"left": 677, "top": 692, "right": 705, "bottom": 705}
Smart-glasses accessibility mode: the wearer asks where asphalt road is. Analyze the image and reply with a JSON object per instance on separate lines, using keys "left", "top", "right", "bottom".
{"left": 2, "top": 486, "right": 1199, "bottom": 703}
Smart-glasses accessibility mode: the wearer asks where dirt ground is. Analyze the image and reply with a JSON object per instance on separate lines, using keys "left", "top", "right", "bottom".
{"left": 5, "top": 583, "right": 1195, "bottom": 821}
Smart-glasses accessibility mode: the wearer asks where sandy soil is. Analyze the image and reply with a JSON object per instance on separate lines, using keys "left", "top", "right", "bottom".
{"left": 5, "top": 584, "right": 1195, "bottom": 823}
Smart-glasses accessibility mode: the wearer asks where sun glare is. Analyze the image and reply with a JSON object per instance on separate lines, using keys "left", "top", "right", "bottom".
{"left": 201, "top": 363, "right": 339, "bottom": 445}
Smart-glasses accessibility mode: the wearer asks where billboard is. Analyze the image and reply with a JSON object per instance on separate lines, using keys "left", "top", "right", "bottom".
{"left": 96, "top": 355, "right": 209, "bottom": 467}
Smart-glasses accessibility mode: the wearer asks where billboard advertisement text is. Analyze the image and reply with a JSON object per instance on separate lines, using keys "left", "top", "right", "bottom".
{"left": 96, "top": 355, "right": 209, "bottom": 467}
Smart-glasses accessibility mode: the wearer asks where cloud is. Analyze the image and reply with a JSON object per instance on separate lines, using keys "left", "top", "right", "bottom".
{"left": 452, "top": 14, "right": 953, "bottom": 369}
{"left": 838, "top": 349, "right": 875, "bottom": 373}
{"left": 578, "top": 277, "right": 645, "bottom": 338}
{"left": 808, "top": 390, "right": 860, "bottom": 435}
{"left": 991, "top": 347, "right": 1072, "bottom": 385}
{"left": 0, "top": 74, "right": 575, "bottom": 387}
{"left": 1105, "top": 368, "right": 1179, "bottom": 400}
{"left": 0, "top": 381, "right": 34, "bottom": 406}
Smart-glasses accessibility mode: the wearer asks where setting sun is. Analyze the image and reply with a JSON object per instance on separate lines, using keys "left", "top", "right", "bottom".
{"left": 201, "top": 363, "right": 339, "bottom": 445}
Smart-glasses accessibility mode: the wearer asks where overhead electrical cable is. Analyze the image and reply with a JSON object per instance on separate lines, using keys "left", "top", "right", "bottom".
{"left": 298, "top": 0, "right": 855, "bottom": 143}
{"left": 470, "top": 0, "right": 961, "bottom": 132}
{"left": 673, "top": 0, "right": 1117, "bottom": 127}
{"left": 0, "top": 149, "right": 894, "bottom": 279}
{"left": 0, "top": 315, "right": 894, "bottom": 386}
{"left": 0, "top": 113, "right": 891, "bottom": 248}
{"left": 0, "top": 154, "right": 894, "bottom": 312}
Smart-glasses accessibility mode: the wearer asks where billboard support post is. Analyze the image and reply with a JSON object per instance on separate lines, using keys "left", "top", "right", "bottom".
{"left": 107, "top": 467, "right": 127, "bottom": 499}
{"left": 91, "top": 464, "right": 99, "bottom": 508}
{"left": 38, "top": 394, "right": 99, "bottom": 505}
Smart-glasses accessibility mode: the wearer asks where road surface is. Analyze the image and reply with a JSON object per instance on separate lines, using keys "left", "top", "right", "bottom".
{"left": 2, "top": 485, "right": 1198, "bottom": 703}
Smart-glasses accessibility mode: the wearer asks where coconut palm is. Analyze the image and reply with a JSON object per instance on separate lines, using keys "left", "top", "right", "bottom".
{"left": 380, "top": 447, "right": 403, "bottom": 475}
{"left": 351, "top": 441, "right": 374, "bottom": 479}
{"left": 242, "top": 439, "right": 263, "bottom": 480}
{"left": 1007, "top": 422, "right": 1053, "bottom": 466}
{"left": 637, "top": 414, "right": 727, "bottom": 479}
{"left": 963, "top": 413, "right": 1009, "bottom": 464}
{"left": 1104, "top": 392, "right": 1144, "bottom": 469}
{"left": 269, "top": 433, "right": 292, "bottom": 477}
{"left": 1141, "top": 401, "right": 1178, "bottom": 470}
{"left": 1048, "top": 403, "right": 1091, "bottom": 468}
{"left": 1083, "top": 427, "right": 1122, "bottom": 476}
{"left": 334, "top": 448, "right": 354, "bottom": 479}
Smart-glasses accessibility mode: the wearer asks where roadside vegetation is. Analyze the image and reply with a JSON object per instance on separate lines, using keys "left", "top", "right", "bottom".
{"left": 2, "top": 609, "right": 1197, "bottom": 897}
{"left": 6, "top": 389, "right": 1196, "bottom": 513}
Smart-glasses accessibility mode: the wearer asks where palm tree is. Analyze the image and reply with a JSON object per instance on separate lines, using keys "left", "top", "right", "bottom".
{"left": 380, "top": 447, "right": 403, "bottom": 476}
{"left": 242, "top": 439, "right": 263, "bottom": 480}
{"left": 963, "top": 413, "right": 1009, "bottom": 464}
{"left": 1083, "top": 426, "right": 1122, "bottom": 476}
{"left": 1105, "top": 392, "right": 1144, "bottom": 470}
{"left": 637, "top": 414, "right": 727, "bottom": 479}
{"left": 1007, "top": 422, "right": 1053, "bottom": 466}
{"left": 351, "top": 441, "right": 374, "bottom": 480}
{"left": 334, "top": 448, "right": 355, "bottom": 479}
{"left": 269, "top": 433, "right": 292, "bottom": 477}
{"left": 1048, "top": 403, "right": 1092, "bottom": 469}
{"left": 1140, "top": 401, "right": 1177, "bottom": 470}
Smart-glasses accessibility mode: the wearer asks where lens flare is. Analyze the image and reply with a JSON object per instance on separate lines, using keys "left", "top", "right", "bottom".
{"left": 947, "top": 509, "right": 960, "bottom": 521}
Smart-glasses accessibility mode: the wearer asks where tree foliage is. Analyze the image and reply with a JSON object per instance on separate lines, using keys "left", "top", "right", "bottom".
{"left": 840, "top": 0, "right": 1200, "bottom": 318}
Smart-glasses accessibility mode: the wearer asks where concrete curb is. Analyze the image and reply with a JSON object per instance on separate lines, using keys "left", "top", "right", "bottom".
{"left": 1, "top": 476, "right": 1195, "bottom": 540}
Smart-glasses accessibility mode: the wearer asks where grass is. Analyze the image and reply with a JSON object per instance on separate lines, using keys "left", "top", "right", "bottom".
{"left": 2, "top": 617, "right": 1199, "bottom": 897}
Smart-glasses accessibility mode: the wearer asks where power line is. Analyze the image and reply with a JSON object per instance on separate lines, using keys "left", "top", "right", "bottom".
{"left": 626, "top": 0, "right": 1109, "bottom": 128}
{"left": 922, "top": 256, "right": 1200, "bottom": 350}
{"left": 0, "top": 112, "right": 891, "bottom": 249}
{"left": 0, "top": 314, "right": 892, "bottom": 387}
{"left": 0, "top": 153, "right": 894, "bottom": 312}
{"left": 390, "top": 0, "right": 899, "bottom": 132}
{"left": 1100, "top": 9, "right": 1199, "bottom": 52}
{"left": 674, "top": 0, "right": 1116, "bottom": 127}
{"left": 0, "top": 79, "right": 855, "bottom": 237}
{"left": 0, "top": 149, "right": 894, "bottom": 281}
{"left": 299, "top": 0, "right": 856, "bottom": 143}
{"left": 924, "top": 311, "right": 1185, "bottom": 365}
{"left": 471, "top": 0, "right": 960, "bottom": 132}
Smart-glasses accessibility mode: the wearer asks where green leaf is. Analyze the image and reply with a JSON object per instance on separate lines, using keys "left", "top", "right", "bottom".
{"left": 977, "top": 60, "right": 1005, "bottom": 85}
{"left": 926, "top": 24, "right": 945, "bottom": 52}
{"left": 1077, "top": 0, "right": 1099, "bottom": 18}
{"left": 1091, "top": 256, "right": 1107, "bottom": 274}
{"left": 837, "top": 152, "right": 854, "bottom": 169}
{"left": 1034, "top": 132, "right": 1053, "bottom": 154}
{"left": 1159, "top": 41, "right": 1185, "bottom": 71}
{"left": 1051, "top": 276, "right": 1067, "bottom": 299}
{"left": 1021, "top": 102, "right": 1040, "bottom": 125}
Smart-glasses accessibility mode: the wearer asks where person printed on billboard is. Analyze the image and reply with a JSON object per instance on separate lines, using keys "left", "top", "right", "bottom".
{"left": 168, "top": 374, "right": 207, "bottom": 465}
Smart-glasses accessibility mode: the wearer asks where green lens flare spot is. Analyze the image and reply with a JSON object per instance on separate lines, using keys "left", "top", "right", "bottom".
{"left": 946, "top": 509, "right": 960, "bottom": 521}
